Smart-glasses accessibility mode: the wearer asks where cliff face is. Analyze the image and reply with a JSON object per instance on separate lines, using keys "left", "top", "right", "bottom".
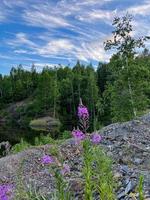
{"left": 0, "top": 114, "right": 150, "bottom": 199}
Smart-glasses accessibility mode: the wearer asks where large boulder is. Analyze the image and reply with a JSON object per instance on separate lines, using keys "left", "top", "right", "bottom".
{"left": 30, "top": 116, "right": 61, "bottom": 137}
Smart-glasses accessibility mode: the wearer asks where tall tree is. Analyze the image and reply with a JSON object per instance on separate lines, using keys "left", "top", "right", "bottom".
{"left": 104, "top": 14, "right": 150, "bottom": 121}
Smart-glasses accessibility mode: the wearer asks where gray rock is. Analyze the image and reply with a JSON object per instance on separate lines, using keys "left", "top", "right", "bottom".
{"left": 125, "top": 180, "right": 135, "bottom": 194}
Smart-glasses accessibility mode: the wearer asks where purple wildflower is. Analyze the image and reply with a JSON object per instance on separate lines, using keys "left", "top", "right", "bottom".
{"left": 78, "top": 105, "right": 89, "bottom": 119}
{"left": 0, "top": 184, "right": 12, "bottom": 200}
{"left": 92, "top": 133, "right": 102, "bottom": 145}
{"left": 61, "top": 164, "right": 70, "bottom": 175}
{"left": 41, "top": 155, "right": 54, "bottom": 164}
{"left": 72, "top": 129, "right": 85, "bottom": 141}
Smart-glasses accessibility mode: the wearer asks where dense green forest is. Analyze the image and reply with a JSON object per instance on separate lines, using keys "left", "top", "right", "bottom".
{"left": 0, "top": 15, "right": 150, "bottom": 142}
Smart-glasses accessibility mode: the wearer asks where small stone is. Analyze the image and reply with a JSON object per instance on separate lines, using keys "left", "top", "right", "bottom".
{"left": 133, "top": 158, "right": 143, "bottom": 165}
{"left": 117, "top": 191, "right": 125, "bottom": 199}
{"left": 125, "top": 180, "right": 136, "bottom": 194}
{"left": 120, "top": 165, "right": 129, "bottom": 175}
{"left": 114, "top": 172, "right": 122, "bottom": 179}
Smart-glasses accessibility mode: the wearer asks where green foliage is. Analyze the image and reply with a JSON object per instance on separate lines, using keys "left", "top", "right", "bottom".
{"left": 82, "top": 140, "right": 116, "bottom": 200}
{"left": 60, "top": 130, "right": 71, "bottom": 139}
{"left": 48, "top": 145, "right": 59, "bottom": 157}
{"left": 92, "top": 146, "right": 116, "bottom": 200}
{"left": 54, "top": 170, "right": 72, "bottom": 200}
{"left": 11, "top": 138, "right": 30, "bottom": 153}
{"left": 138, "top": 175, "right": 144, "bottom": 200}
{"left": 104, "top": 14, "right": 150, "bottom": 122}
{"left": 34, "top": 134, "right": 55, "bottom": 146}
{"left": 82, "top": 140, "right": 93, "bottom": 200}
{"left": 11, "top": 135, "right": 56, "bottom": 153}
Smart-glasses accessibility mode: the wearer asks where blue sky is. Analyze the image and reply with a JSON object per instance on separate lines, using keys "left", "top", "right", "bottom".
{"left": 0, "top": 0, "right": 150, "bottom": 75}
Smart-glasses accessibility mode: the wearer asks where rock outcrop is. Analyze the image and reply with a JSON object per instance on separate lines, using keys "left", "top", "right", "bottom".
{"left": 30, "top": 116, "right": 61, "bottom": 133}
{"left": 0, "top": 113, "right": 150, "bottom": 199}
{"left": 99, "top": 113, "right": 150, "bottom": 199}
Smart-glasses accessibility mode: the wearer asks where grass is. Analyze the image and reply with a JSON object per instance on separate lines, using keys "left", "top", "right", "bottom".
{"left": 92, "top": 146, "right": 116, "bottom": 200}
{"left": 11, "top": 134, "right": 60, "bottom": 154}
{"left": 11, "top": 138, "right": 31, "bottom": 153}
{"left": 138, "top": 175, "right": 144, "bottom": 200}
{"left": 82, "top": 139, "right": 116, "bottom": 200}
{"left": 83, "top": 140, "right": 93, "bottom": 200}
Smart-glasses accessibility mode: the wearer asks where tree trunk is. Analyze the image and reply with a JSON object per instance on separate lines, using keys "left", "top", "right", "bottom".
{"left": 127, "top": 77, "right": 137, "bottom": 117}
{"left": 126, "top": 57, "right": 137, "bottom": 118}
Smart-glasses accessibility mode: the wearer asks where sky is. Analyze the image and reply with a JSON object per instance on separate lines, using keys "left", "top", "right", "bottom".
{"left": 0, "top": 0, "right": 150, "bottom": 75}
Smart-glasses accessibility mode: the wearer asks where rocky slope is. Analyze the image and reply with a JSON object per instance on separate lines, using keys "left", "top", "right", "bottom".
{"left": 99, "top": 113, "right": 150, "bottom": 200}
{"left": 0, "top": 114, "right": 150, "bottom": 199}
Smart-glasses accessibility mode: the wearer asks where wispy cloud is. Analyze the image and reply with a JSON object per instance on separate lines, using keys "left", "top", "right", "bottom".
{"left": 7, "top": 33, "right": 37, "bottom": 48}
{"left": 0, "top": 11, "right": 6, "bottom": 21}
{"left": 37, "top": 39, "right": 75, "bottom": 56}
{"left": 127, "top": 1, "right": 150, "bottom": 16}
{"left": 14, "top": 49, "right": 29, "bottom": 54}
{"left": 76, "top": 9, "right": 117, "bottom": 23}
{"left": 23, "top": 62, "right": 61, "bottom": 72}
{"left": 23, "top": 11, "right": 71, "bottom": 29}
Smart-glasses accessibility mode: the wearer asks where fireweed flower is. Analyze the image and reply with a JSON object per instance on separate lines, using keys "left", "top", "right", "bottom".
{"left": 0, "top": 184, "right": 13, "bottom": 200}
{"left": 41, "top": 155, "right": 54, "bottom": 164}
{"left": 72, "top": 129, "right": 85, "bottom": 141}
{"left": 78, "top": 105, "right": 89, "bottom": 119}
{"left": 92, "top": 133, "right": 102, "bottom": 145}
{"left": 78, "top": 99, "right": 89, "bottom": 133}
{"left": 61, "top": 164, "right": 70, "bottom": 175}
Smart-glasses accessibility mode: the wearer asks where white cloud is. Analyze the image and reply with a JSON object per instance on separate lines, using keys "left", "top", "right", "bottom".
{"left": 127, "top": 1, "right": 150, "bottom": 16}
{"left": 76, "top": 0, "right": 114, "bottom": 6}
{"left": 37, "top": 39, "right": 75, "bottom": 56}
{"left": 74, "top": 38, "right": 111, "bottom": 62}
{"left": 23, "top": 9, "right": 70, "bottom": 29}
{"left": 23, "top": 63, "right": 61, "bottom": 72}
{"left": 34, "top": 35, "right": 111, "bottom": 62}
{"left": 7, "top": 30, "right": 112, "bottom": 63}
{"left": 77, "top": 9, "right": 117, "bottom": 23}
{"left": 0, "top": 11, "right": 6, "bottom": 22}
{"left": 7, "top": 33, "right": 37, "bottom": 48}
{"left": 2, "top": 0, "right": 27, "bottom": 8}
{"left": 14, "top": 49, "right": 29, "bottom": 54}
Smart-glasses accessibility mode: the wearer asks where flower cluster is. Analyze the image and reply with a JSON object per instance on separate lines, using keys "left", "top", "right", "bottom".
{"left": 72, "top": 99, "right": 102, "bottom": 145}
{"left": 41, "top": 155, "right": 54, "bottom": 164}
{"left": 78, "top": 105, "right": 89, "bottom": 119}
{"left": 91, "top": 133, "right": 102, "bottom": 144}
{"left": 72, "top": 129, "right": 85, "bottom": 141}
{"left": 41, "top": 155, "right": 70, "bottom": 176}
{"left": 0, "top": 184, "right": 12, "bottom": 200}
